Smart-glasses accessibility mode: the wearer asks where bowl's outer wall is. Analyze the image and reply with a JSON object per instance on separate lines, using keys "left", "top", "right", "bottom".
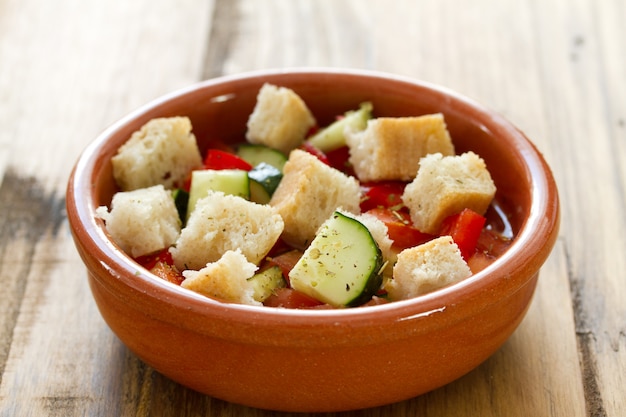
{"left": 67, "top": 69, "right": 560, "bottom": 412}
{"left": 86, "top": 269, "right": 538, "bottom": 411}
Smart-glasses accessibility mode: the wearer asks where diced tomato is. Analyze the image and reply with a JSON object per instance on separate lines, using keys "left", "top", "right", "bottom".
{"left": 476, "top": 228, "right": 512, "bottom": 257}
{"left": 365, "top": 207, "right": 434, "bottom": 250}
{"left": 300, "top": 142, "right": 330, "bottom": 165}
{"left": 439, "top": 208, "right": 487, "bottom": 260}
{"left": 360, "top": 181, "right": 407, "bottom": 212}
{"left": 266, "top": 249, "right": 303, "bottom": 285}
{"left": 150, "top": 261, "right": 184, "bottom": 285}
{"left": 135, "top": 248, "right": 174, "bottom": 270}
{"left": 466, "top": 229, "right": 512, "bottom": 273}
{"left": 325, "top": 146, "right": 354, "bottom": 176}
{"left": 266, "top": 237, "right": 292, "bottom": 258}
{"left": 305, "top": 124, "right": 320, "bottom": 138}
{"left": 204, "top": 149, "right": 253, "bottom": 171}
{"left": 466, "top": 251, "right": 496, "bottom": 274}
{"left": 263, "top": 288, "right": 325, "bottom": 309}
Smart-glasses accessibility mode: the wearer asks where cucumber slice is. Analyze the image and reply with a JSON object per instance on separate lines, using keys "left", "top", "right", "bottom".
{"left": 248, "top": 162, "right": 283, "bottom": 204}
{"left": 171, "top": 188, "right": 189, "bottom": 223}
{"left": 187, "top": 169, "right": 249, "bottom": 219}
{"left": 307, "top": 102, "right": 373, "bottom": 152}
{"left": 248, "top": 266, "right": 286, "bottom": 302}
{"left": 236, "top": 144, "right": 288, "bottom": 172}
{"left": 289, "top": 211, "right": 384, "bottom": 307}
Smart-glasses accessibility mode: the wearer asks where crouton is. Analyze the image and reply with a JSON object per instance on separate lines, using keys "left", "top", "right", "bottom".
{"left": 385, "top": 236, "right": 471, "bottom": 300}
{"left": 245, "top": 83, "right": 316, "bottom": 154}
{"left": 345, "top": 113, "right": 455, "bottom": 182}
{"left": 96, "top": 185, "right": 181, "bottom": 258}
{"left": 112, "top": 116, "right": 203, "bottom": 191}
{"left": 269, "top": 149, "right": 361, "bottom": 249}
{"left": 181, "top": 249, "right": 260, "bottom": 306}
{"left": 170, "top": 191, "right": 284, "bottom": 271}
{"left": 402, "top": 152, "right": 496, "bottom": 234}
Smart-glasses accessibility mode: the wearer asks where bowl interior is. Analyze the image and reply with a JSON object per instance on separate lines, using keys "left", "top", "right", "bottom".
{"left": 93, "top": 70, "right": 531, "bottom": 236}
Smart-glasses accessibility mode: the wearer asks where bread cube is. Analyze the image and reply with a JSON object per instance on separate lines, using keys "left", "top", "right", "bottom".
{"left": 385, "top": 236, "right": 471, "bottom": 300}
{"left": 171, "top": 191, "right": 284, "bottom": 271}
{"left": 246, "top": 83, "right": 316, "bottom": 154}
{"left": 112, "top": 116, "right": 203, "bottom": 191}
{"left": 345, "top": 113, "right": 455, "bottom": 182}
{"left": 181, "top": 249, "right": 260, "bottom": 306}
{"left": 96, "top": 185, "right": 181, "bottom": 258}
{"left": 269, "top": 149, "right": 361, "bottom": 249}
{"left": 402, "top": 152, "right": 496, "bottom": 234}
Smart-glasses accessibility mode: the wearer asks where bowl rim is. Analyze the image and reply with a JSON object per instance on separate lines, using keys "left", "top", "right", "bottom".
{"left": 67, "top": 67, "right": 560, "bottom": 330}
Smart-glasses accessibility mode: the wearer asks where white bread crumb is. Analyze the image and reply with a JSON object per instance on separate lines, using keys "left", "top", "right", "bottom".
{"left": 112, "top": 116, "right": 202, "bottom": 191}
{"left": 269, "top": 149, "right": 361, "bottom": 249}
{"left": 345, "top": 113, "right": 455, "bottom": 182}
{"left": 181, "top": 249, "right": 260, "bottom": 306}
{"left": 402, "top": 152, "right": 496, "bottom": 234}
{"left": 385, "top": 236, "right": 471, "bottom": 300}
{"left": 245, "top": 83, "right": 316, "bottom": 154}
{"left": 96, "top": 185, "right": 181, "bottom": 258}
{"left": 171, "top": 191, "right": 284, "bottom": 271}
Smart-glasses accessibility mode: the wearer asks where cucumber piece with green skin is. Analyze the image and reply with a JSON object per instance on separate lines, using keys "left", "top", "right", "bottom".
{"left": 247, "top": 266, "right": 286, "bottom": 302}
{"left": 248, "top": 162, "right": 283, "bottom": 204}
{"left": 236, "top": 144, "right": 288, "bottom": 172}
{"left": 289, "top": 211, "right": 384, "bottom": 307}
{"left": 187, "top": 169, "right": 249, "bottom": 219}
{"left": 171, "top": 188, "right": 189, "bottom": 224}
{"left": 307, "top": 101, "right": 373, "bottom": 153}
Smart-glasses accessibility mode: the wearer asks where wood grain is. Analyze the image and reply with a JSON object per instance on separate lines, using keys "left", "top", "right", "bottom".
{"left": 0, "top": 0, "right": 624, "bottom": 415}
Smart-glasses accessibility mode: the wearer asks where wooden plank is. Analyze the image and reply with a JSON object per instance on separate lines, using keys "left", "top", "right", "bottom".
{"left": 524, "top": 0, "right": 626, "bottom": 415}
{"left": 0, "top": 0, "right": 623, "bottom": 415}
{"left": 0, "top": 0, "right": 212, "bottom": 415}
{"left": 583, "top": 2, "right": 626, "bottom": 416}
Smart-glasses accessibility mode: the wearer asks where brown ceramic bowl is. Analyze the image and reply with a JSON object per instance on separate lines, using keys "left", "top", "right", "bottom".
{"left": 66, "top": 68, "right": 559, "bottom": 412}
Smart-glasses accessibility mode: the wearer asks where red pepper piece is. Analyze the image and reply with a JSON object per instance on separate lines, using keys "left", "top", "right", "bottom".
{"left": 204, "top": 149, "right": 253, "bottom": 171}
{"left": 305, "top": 124, "right": 320, "bottom": 138}
{"left": 325, "top": 146, "right": 354, "bottom": 176}
{"left": 266, "top": 249, "right": 303, "bottom": 285}
{"left": 135, "top": 248, "right": 174, "bottom": 270}
{"left": 300, "top": 142, "right": 330, "bottom": 165}
{"left": 263, "top": 288, "right": 325, "bottom": 309}
{"left": 360, "top": 181, "right": 407, "bottom": 212}
{"left": 439, "top": 208, "right": 487, "bottom": 260}
{"left": 150, "top": 261, "right": 185, "bottom": 285}
{"left": 365, "top": 207, "right": 434, "bottom": 250}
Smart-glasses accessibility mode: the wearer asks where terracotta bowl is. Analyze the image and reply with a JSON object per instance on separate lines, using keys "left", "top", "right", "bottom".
{"left": 66, "top": 68, "right": 559, "bottom": 412}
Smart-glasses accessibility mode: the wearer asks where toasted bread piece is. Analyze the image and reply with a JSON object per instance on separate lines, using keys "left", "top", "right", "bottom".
{"left": 269, "top": 149, "right": 361, "bottom": 248}
{"left": 385, "top": 236, "right": 471, "bottom": 299}
{"left": 246, "top": 83, "right": 316, "bottom": 154}
{"left": 112, "top": 117, "right": 202, "bottom": 191}
{"left": 402, "top": 152, "right": 496, "bottom": 234}
{"left": 171, "top": 191, "right": 284, "bottom": 271}
{"left": 345, "top": 113, "right": 455, "bottom": 182}
{"left": 181, "top": 249, "right": 260, "bottom": 306}
{"left": 96, "top": 185, "right": 181, "bottom": 258}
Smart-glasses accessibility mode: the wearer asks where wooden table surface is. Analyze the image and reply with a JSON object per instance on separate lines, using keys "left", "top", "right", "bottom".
{"left": 0, "top": 0, "right": 624, "bottom": 416}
